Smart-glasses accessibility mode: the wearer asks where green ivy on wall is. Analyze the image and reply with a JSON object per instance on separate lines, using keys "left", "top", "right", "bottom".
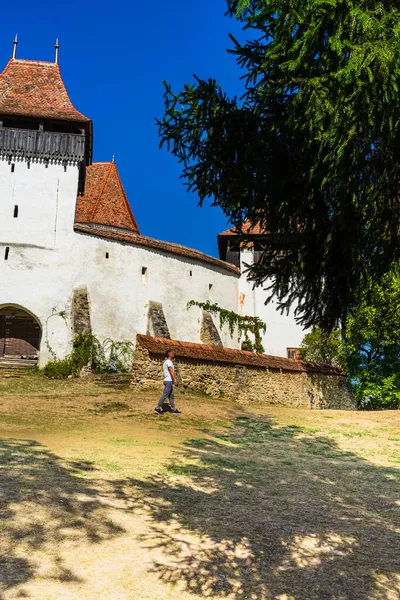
{"left": 187, "top": 300, "right": 266, "bottom": 353}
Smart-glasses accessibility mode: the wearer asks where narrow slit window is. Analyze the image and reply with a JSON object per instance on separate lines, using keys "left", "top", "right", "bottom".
{"left": 190, "top": 270, "right": 193, "bottom": 277}
{"left": 4, "top": 247, "right": 9, "bottom": 260}
{"left": 11, "top": 163, "right": 15, "bottom": 173}
{"left": 105, "top": 252, "right": 109, "bottom": 259}
{"left": 208, "top": 283, "right": 213, "bottom": 299}
{"left": 13, "top": 205, "right": 18, "bottom": 218}
{"left": 142, "top": 266, "right": 148, "bottom": 285}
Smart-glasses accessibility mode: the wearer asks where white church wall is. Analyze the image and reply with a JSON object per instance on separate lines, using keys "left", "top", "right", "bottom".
{"left": 0, "top": 225, "right": 240, "bottom": 366}
{"left": 237, "top": 246, "right": 256, "bottom": 318}
{"left": 237, "top": 246, "right": 307, "bottom": 357}
{"left": 0, "top": 159, "right": 79, "bottom": 249}
{"left": 254, "top": 286, "right": 307, "bottom": 357}
{"left": 76, "top": 234, "right": 240, "bottom": 352}
{"left": 0, "top": 244, "right": 71, "bottom": 364}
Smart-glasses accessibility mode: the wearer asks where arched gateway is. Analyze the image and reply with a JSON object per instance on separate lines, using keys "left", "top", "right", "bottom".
{"left": 0, "top": 306, "right": 41, "bottom": 360}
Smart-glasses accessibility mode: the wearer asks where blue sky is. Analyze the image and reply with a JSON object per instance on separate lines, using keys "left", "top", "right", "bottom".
{"left": 1, "top": 0, "right": 247, "bottom": 257}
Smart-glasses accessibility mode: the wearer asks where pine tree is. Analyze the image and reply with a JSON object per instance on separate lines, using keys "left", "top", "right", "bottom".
{"left": 158, "top": 1, "right": 400, "bottom": 330}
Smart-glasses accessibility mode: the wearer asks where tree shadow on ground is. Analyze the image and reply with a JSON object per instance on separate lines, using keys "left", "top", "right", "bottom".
{"left": 93, "top": 374, "right": 132, "bottom": 391}
{"left": 0, "top": 439, "right": 124, "bottom": 599}
{"left": 121, "top": 415, "right": 400, "bottom": 600}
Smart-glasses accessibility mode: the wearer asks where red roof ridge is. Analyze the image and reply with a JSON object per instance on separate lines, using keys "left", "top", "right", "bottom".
{"left": 53, "top": 62, "right": 89, "bottom": 122}
{"left": 218, "top": 220, "right": 267, "bottom": 237}
{"left": 112, "top": 162, "right": 140, "bottom": 233}
{"left": 89, "top": 162, "right": 113, "bottom": 221}
{"left": 74, "top": 224, "right": 240, "bottom": 276}
{"left": 0, "top": 59, "right": 16, "bottom": 82}
{"left": 0, "top": 58, "right": 90, "bottom": 123}
{"left": 132, "top": 232, "right": 240, "bottom": 272}
{"left": 86, "top": 162, "right": 140, "bottom": 233}
{"left": 136, "top": 334, "right": 345, "bottom": 375}
{"left": 11, "top": 58, "right": 58, "bottom": 66}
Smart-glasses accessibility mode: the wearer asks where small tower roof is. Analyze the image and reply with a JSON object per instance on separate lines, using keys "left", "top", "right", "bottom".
{"left": 218, "top": 220, "right": 267, "bottom": 237}
{"left": 75, "top": 162, "right": 140, "bottom": 233}
{"left": 0, "top": 59, "right": 90, "bottom": 123}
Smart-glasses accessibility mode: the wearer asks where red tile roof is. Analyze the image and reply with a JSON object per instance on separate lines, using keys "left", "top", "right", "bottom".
{"left": 136, "top": 334, "right": 344, "bottom": 375}
{"left": 0, "top": 59, "right": 90, "bottom": 123}
{"left": 219, "top": 220, "right": 267, "bottom": 237}
{"left": 74, "top": 224, "right": 240, "bottom": 276}
{"left": 75, "top": 162, "right": 140, "bottom": 232}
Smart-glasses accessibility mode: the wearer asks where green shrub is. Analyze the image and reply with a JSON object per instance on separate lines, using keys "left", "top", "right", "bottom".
{"left": 42, "top": 333, "right": 134, "bottom": 379}
{"left": 42, "top": 358, "right": 73, "bottom": 379}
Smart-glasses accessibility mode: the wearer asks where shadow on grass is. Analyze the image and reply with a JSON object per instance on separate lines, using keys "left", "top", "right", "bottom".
{"left": 0, "top": 439, "right": 124, "bottom": 598}
{"left": 93, "top": 374, "right": 132, "bottom": 391}
{"left": 121, "top": 415, "right": 400, "bottom": 600}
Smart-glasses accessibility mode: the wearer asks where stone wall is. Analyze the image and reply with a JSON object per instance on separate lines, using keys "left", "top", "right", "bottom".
{"left": 147, "top": 301, "right": 171, "bottom": 338}
{"left": 72, "top": 286, "right": 92, "bottom": 336}
{"left": 132, "top": 335, "right": 355, "bottom": 410}
{"left": 200, "top": 311, "right": 222, "bottom": 346}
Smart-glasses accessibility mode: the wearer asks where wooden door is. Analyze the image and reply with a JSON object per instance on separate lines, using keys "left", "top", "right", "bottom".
{"left": 1, "top": 315, "right": 41, "bottom": 358}
{"left": 0, "top": 316, "right": 5, "bottom": 358}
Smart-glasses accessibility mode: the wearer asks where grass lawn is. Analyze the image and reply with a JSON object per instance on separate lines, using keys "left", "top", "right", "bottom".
{"left": 0, "top": 372, "right": 399, "bottom": 600}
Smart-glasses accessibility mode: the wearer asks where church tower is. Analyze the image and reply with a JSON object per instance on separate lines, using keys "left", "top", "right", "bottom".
{"left": 0, "top": 42, "right": 92, "bottom": 249}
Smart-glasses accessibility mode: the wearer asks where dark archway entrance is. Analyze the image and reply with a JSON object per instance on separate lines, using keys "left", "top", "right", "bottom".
{"left": 0, "top": 306, "right": 41, "bottom": 360}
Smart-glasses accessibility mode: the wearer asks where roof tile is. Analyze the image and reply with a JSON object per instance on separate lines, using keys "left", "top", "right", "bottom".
{"left": 136, "top": 334, "right": 345, "bottom": 375}
{"left": 0, "top": 59, "right": 90, "bottom": 123}
{"left": 75, "top": 162, "right": 140, "bottom": 232}
{"left": 219, "top": 220, "right": 267, "bottom": 237}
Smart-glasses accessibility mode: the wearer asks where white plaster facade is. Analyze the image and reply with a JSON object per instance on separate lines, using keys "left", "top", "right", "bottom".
{"left": 0, "top": 158, "right": 240, "bottom": 365}
{"left": 237, "top": 246, "right": 307, "bottom": 357}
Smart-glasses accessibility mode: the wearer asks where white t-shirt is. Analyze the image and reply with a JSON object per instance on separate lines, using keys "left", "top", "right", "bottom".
{"left": 163, "top": 359, "right": 174, "bottom": 382}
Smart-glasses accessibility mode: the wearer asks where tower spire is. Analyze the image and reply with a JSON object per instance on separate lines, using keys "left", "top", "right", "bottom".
{"left": 12, "top": 34, "right": 18, "bottom": 59}
{"left": 54, "top": 38, "right": 59, "bottom": 64}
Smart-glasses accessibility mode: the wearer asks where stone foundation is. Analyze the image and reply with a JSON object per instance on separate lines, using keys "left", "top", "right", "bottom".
{"left": 200, "top": 311, "right": 222, "bottom": 346}
{"left": 72, "top": 286, "right": 92, "bottom": 336}
{"left": 147, "top": 301, "right": 171, "bottom": 338}
{"left": 132, "top": 335, "right": 355, "bottom": 410}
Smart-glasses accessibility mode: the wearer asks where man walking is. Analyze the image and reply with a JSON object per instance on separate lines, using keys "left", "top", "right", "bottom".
{"left": 154, "top": 350, "right": 181, "bottom": 415}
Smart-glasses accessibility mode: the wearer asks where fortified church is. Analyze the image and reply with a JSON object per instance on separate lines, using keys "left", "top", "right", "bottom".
{"left": 0, "top": 44, "right": 306, "bottom": 366}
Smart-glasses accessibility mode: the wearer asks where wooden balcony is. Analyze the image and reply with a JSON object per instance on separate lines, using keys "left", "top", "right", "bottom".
{"left": 0, "top": 127, "right": 86, "bottom": 162}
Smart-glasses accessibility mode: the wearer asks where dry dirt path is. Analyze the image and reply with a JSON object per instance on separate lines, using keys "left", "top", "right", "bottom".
{"left": 0, "top": 376, "right": 399, "bottom": 599}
